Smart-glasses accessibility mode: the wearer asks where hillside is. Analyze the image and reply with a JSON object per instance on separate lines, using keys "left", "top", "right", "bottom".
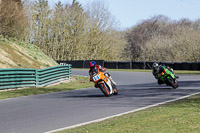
{"left": 0, "top": 35, "right": 58, "bottom": 69}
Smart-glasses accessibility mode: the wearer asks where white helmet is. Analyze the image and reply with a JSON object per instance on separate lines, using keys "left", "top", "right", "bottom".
{"left": 152, "top": 62, "right": 158, "bottom": 69}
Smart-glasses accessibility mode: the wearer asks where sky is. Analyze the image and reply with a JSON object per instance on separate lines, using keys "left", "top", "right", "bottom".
{"left": 48, "top": 0, "right": 200, "bottom": 29}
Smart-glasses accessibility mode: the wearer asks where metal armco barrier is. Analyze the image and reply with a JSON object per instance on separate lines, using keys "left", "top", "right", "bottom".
{"left": 56, "top": 60, "right": 200, "bottom": 71}
{"left": 0, "top": 65, "right": 72, "bottom": 90}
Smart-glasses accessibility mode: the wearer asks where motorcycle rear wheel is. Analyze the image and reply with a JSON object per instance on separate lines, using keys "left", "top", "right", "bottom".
{"left": 112, "top": 84, "right": 118, "bottom": 95}
{"left": 174, "top": 80, "right": 179, "bottom": 88}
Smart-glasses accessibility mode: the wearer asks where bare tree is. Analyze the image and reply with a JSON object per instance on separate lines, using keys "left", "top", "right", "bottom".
{"left": 84, "top": 0, "right": 124, "bottom": 60}
{"left": 0, "top": 0, "right": 27, "bottom": 39}
{"left": 124, "top": 15, "right": 170, "bottom": 61}
{"left": 17, "top": 0, "right": 127, "bottom": 61}
{"left": 141, "top": 21, "right": 200, "bottom": 62}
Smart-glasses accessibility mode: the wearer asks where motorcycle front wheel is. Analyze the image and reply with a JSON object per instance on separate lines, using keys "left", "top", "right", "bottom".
{"left": 167, "top": 77, "right": 176, "bottom": 89}
{"left": 99, "top": 83, "right": 112, "bottom": 97}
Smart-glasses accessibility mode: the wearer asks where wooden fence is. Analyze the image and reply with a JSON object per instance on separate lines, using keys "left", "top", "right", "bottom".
{"left": 0, "top": 65, "right": 71, "bottom": 90}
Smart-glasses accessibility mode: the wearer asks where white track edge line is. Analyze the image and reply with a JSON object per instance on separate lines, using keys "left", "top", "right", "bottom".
{"left": 44, "top": 91, "right": 200, "bottom": 133}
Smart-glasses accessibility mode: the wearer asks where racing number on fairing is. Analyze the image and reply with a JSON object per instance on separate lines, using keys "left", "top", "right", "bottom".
{"left": 93, "top": 74, "right": 100, "bottom": 82}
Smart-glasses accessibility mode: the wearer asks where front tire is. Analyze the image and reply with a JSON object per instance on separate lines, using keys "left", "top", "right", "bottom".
{"left": 167, "top": 77, "right": 176, "bottom": 89}
{"left": 99, "top": 83, "right": 112, "bottom": 97}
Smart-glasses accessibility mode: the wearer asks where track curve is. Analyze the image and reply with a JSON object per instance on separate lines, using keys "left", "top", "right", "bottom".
{"left": 0, "top": 69, "right": 200, "bottom": 133}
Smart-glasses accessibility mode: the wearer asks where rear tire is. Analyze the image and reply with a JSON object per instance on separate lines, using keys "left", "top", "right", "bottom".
{"left": 112, "top": 84, "right": 118, "bottom": 95}
{"left": 99, "top": 83, "right": 112, "bottom": 97}
{"left": 174, "top": 80, "right": 178, "bottom": 88}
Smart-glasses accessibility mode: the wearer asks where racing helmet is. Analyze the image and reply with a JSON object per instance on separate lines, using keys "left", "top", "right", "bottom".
{"left": 152, "top": 62, "right": 159, "bottom": 69}
{"left": 90, "top": 61, "right": 96, "bottom": 68}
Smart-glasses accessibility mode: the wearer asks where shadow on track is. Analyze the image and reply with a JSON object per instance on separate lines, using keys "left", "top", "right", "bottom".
{"left": 37, "top": 80, "right": 200, "bottom": 99}
{"left": 67, "top": 80, "right": 200, "bottom": 98}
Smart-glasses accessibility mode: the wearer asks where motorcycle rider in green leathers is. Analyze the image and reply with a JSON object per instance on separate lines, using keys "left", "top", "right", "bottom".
{"left": 152, "top": 62, "right": 177, "bottom": 85}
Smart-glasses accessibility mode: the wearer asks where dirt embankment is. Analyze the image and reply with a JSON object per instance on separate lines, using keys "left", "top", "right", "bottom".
{"left": 0, "top": 36, "right": 58, "bottom": 69}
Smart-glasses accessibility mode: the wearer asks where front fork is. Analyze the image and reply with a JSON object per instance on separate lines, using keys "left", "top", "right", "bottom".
{"left": 104, "top": 73, "right": 116, "bottom": 85}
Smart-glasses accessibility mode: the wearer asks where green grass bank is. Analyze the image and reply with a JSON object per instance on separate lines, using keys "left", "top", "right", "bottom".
{"left": 56, "top": 94, "right": 200, "bottom": 133}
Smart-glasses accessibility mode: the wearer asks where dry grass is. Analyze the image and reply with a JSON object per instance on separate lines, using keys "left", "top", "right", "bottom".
{"left": 0, "top": 35, "right": 58, "bottom": 69}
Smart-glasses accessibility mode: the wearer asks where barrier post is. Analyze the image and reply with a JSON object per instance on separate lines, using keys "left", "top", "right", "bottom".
{"left": 69, "top": 64, "right": 72, "bottom": 79}
{"left": 35, "top": 69, "right": 39, "bottom": 87}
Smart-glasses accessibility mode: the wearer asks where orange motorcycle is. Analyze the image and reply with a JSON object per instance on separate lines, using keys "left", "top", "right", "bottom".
{"left": 90, "top": 69, "right": 118, "bottom": 97}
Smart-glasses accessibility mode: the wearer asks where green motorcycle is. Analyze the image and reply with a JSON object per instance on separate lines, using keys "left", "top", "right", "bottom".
{"left": 158, "top": 66, "right": 178, "bottom": 89}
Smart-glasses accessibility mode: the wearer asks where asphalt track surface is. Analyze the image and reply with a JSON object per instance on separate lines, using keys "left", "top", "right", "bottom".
{"left": 0, "top": 69, "right": 200, "bottom": 133}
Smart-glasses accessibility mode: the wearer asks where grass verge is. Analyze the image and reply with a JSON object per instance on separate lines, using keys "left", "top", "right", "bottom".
{"left": 174, "top": 70, "right": 200, "bottom": 75}
{"left": 0, "top": 75, "right": 93, "bottom": 100}
{"left": 109, "top": 69, "right": 200, "bottom": 75}
{"left": 56, "top": 94, "right": 200, "bottom": 133}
